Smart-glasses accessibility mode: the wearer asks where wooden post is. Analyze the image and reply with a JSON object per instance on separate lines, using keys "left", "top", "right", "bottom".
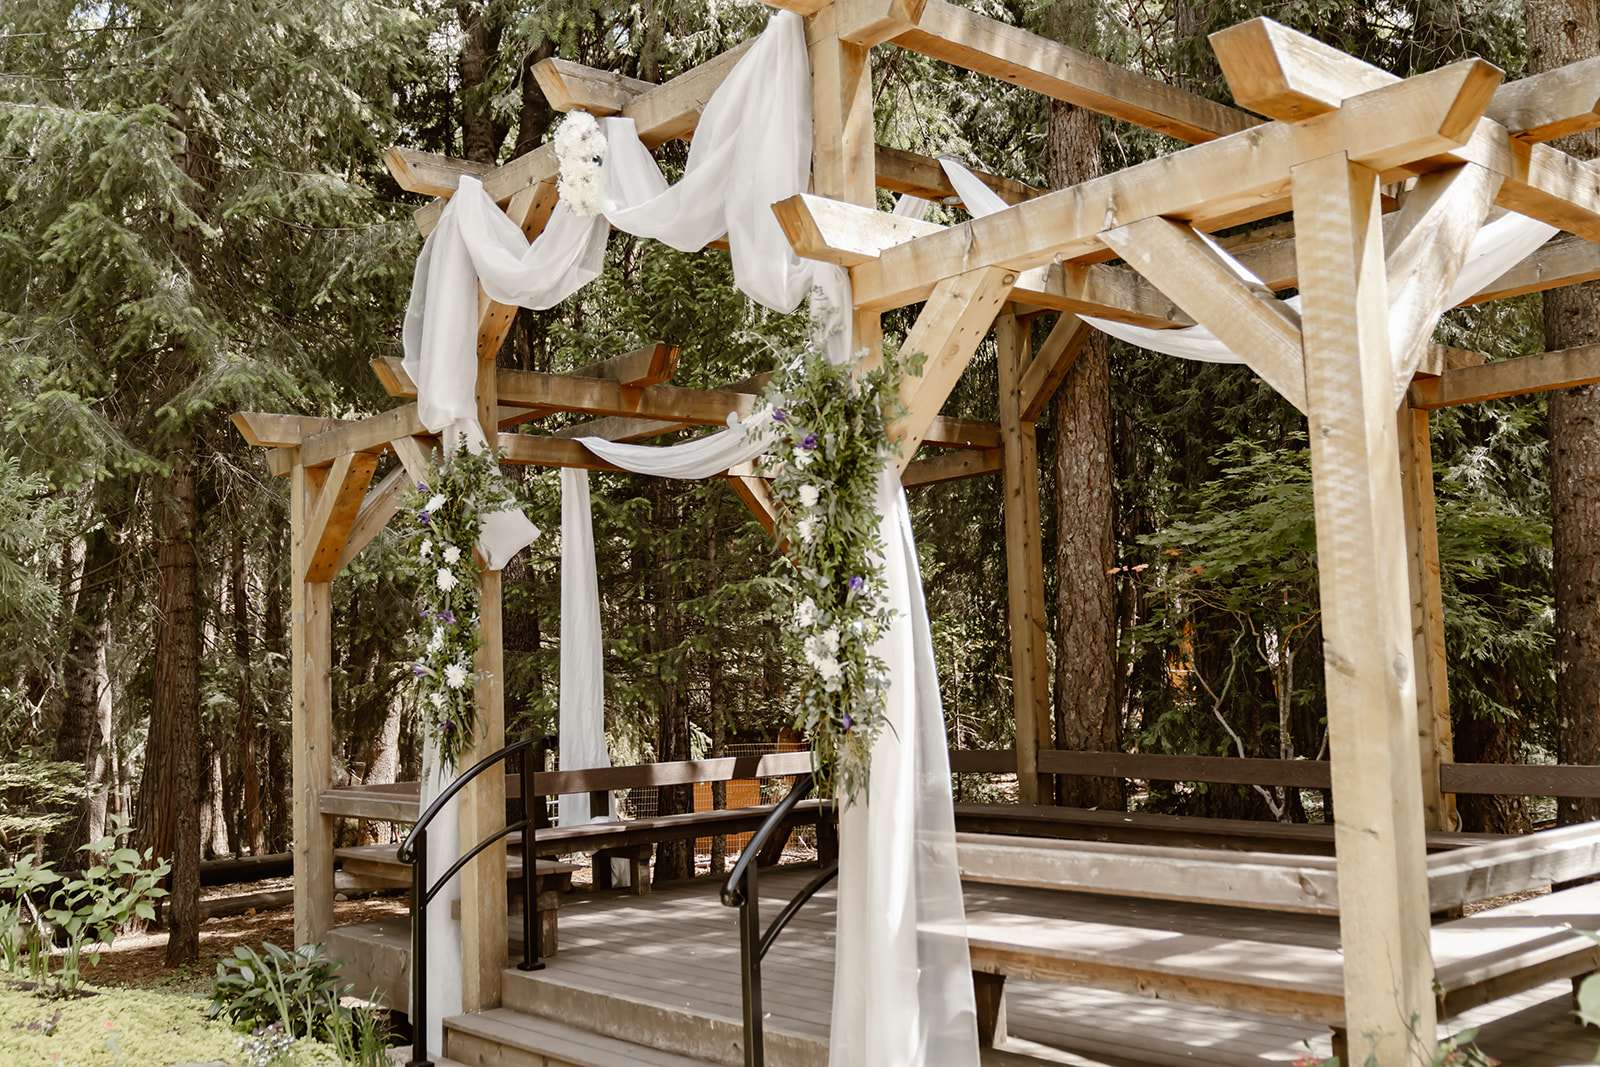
{"left": 459, "top": 353, "right": 509, "bottom": 1013}
{"left": 1293, "top": 151, "right": 1436, "bottom": 1064}
{"left": 806, "top": 3, "right": 882, "bottom": 363}
{"left": 998, "top": 312, "right": 1049, "bottom": 804}
{"left": 1399, "top": 399, "right": 1456, "bottom": 831}
{"left": 290, "top": 461, "right": 336, "bottom": 947}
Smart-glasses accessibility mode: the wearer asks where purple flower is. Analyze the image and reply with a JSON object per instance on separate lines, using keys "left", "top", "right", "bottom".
{"left": 847, "top": 575, "right": 864, "bottom": 593}
{"left": 412, "top": 663, "right": 427, "bottom": 678}
{"left": 418, "top": 511, "right": 431, "bottom": 525}
{"left": 416, "top": 481, "right": 428, "bottom": 492}
{"left": 442, "top": 719, "right": 456, "bottom": 734}
{"left": 437, "top": 610, "right": 456, "bottom": 625}
{"left": 841, "top": 712, "right": 853, "bottom": 732}
{"left": 773, "top": 409, "right": 788, "bottom": 423}
{"left": 801, "top": 433, "right": 819, "bottom": 450}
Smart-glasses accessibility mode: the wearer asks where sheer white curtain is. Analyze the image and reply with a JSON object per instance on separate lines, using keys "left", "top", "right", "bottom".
{"left": 937, "top": 157, "right": 1558, "bottom": 405}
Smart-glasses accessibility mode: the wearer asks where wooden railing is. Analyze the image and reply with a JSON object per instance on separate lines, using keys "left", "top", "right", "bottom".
{"left": 949, "top": 748, "right": 1600, "bottom": 798}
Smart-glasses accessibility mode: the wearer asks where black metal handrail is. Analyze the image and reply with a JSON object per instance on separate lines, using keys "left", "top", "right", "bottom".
{"left": 398, "top": 733, "right": 552, "bottom": 1067}
{"left": 720, "top": 773, "right": 839, "bottom": 1067}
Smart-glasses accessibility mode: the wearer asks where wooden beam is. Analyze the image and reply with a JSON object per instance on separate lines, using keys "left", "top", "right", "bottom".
{"left": 998, "top": 313, "right": 1049, "bottom": 805}
{"left": 1450, "top": 121, "right": 1600, "bottom": 246}
{"left": 852, "top": 59, "right": 1503, "bottom": 311}
{"left": 382, "top": 146, "right": 492, "bottom": 198}
{"left": 300, "top": 405, "right": 426, "bottom": 469}
{"left": 891, "top": 265, "right": 1016, "bottom": 465}
{"left": 335, "top": 464, "right": 408, "bottom": 574}
{"left": 1383, "top": 164, "right": 1501, "bottom": 382}
{"left": 1410, "top": 342, "right": 1600, "bottom": 407}
{"left": 901, "top": 447, "right": 1003, "bottom": 487}
{"left": 1292, "top": 149, "right": 1435, "bottom": 1064}
{"left": 830, "top": 0, "right": 926, "bottom": 47}
{"left": 1100, "top": 215, "right": 1307, "bottom": 412}
{"left": 529, "top": 58, "right": 654, "bottom": 116}
{"left": 874, "top": 143, "right": 1042, "bottom": 205}
{"left": 890, "top": 0, "right": 1260, "bottom": 144}
{"left": 1399, "top": 399, "right": 1455, "bottom": 832}
{"left": 1018, "top": 315, "right": 1092, "bottom": 422}
{"left": 232, "top": 412, "right": 342, "bottom": 449}
{"left": 773, "top": 193, "right": 1186, "bottom": 327}
{"left": 300, "top": 452, "right": 380, "bottom": 584}
{"left": 390, "top": 435, "right": 434, "bottom": 488}
{"left": 290, "top": 463, "right": 336, "bottom": 947}
{"left": 1487, "top": 56, "right": 1600, "bottom": 143}
{"left": 728, "top": 475, "right": 780, "bottom": 537}
{"left": 1211, "top": 17, "right": 1398, "bottom": 122}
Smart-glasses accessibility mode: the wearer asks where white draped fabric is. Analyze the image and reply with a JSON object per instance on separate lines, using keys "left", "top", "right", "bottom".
{"left": 936, "top": 158, "right": 1559, "bottom": 405}
{"left": 557, "top": 467, "right": 615, "bottom": 828}
{"left": 399, "top": 10, "right": 975, "bottom": 1063}
{"left": 416, "top": 746, "right": 463, "bottom": 1056}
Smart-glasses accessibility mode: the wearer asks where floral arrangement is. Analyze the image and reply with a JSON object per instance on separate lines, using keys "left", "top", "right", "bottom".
{"left": 553, "top": 110, "right": 607, "bottom": 217}
{"left": 759, "top": 341, "right": 917, "bottom": 803}
{"left": 404, "top": 440, "right": 522, "bottom": 771}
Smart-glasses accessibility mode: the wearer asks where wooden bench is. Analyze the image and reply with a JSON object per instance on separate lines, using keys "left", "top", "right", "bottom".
{"left": 335, "top": 845, "right": 580, "bottom": 954}
{"left": 953, "top": 802, "right": 1503, "bottom": 857}
{"left": 960, "top": 881, "right": 1600, "bottom": 1057}
{"left": 957, "top": 821, "right": 1600, "bottom": 916}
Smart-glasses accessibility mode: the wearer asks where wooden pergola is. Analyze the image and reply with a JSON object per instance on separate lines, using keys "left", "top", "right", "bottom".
{"left": 235, "top": 3, "right": 1600, "bottom": 1062}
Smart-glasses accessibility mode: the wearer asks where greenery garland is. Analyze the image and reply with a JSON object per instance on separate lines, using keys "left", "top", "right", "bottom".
{"left": 403, "top": 440, "right": 522, "bottom": 772}
{"left": 760, "top": 341, "right": 917, "bottom": 803}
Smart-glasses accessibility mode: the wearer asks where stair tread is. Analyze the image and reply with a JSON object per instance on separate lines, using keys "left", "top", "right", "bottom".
{"left": 447, "top": 1007, "right": 722, "bottom": 1067}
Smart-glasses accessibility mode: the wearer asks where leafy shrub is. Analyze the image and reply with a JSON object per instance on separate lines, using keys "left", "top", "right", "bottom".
{"left": 209, "top": 941, "right": 353, "bottom": 1043}
{"left": 0, "top": 815, "right": 169, "bottom": 993}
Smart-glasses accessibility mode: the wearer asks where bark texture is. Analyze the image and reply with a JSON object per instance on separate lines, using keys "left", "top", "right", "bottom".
{"left": 1531, "top": 0, "right": 1600, "bottom": 825}
{"left": 138, "top": 456, "right": 202, "bottom": 964}
{"left": 232, "top": 536, "right": 265, "bottom": 855}
{"left": 1046, "top": 98, "right": 1122, "bottom": 810}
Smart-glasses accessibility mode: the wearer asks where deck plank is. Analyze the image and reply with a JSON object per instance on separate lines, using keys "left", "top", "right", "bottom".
{"left": 495, "top": 865, "right": 1600, "bottom": 1065}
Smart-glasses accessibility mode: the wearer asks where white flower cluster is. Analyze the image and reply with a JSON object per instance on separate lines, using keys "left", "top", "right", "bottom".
{"left": 554, "top": 110, "right": 608, "bottom": 217}
{"left": 802, "top": 626, "right": 844, "bottom": 692}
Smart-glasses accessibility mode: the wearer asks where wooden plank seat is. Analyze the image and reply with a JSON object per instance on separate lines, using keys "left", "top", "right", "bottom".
{"left": 958, "top": 820, "right": 1600, "bottom": 917}
{"left": 960, "top": 881, "right": 1600, "bottom": 1056}
{"left": 528, "top": 798, "right": 832, "bottom": 895}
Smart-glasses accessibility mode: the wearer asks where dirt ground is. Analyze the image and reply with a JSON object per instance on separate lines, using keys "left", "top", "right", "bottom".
{"left": 80, "top": 842, "right": 819, "bottom": 991}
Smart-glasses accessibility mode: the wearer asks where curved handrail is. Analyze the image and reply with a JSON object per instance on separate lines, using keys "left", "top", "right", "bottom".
{"left": 720, "top": 773, "right": 815, "bottom": 906}
{"left": 421, "top": 817, "right": 528, "bottom": 907}
{"left": 756, "top": 860, "right": 837, "bottom": 960}
{"left": 398, "top": 733, "right": 551, "bottom": 864}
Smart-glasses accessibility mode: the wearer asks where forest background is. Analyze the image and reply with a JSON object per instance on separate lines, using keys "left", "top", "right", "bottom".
{"left": 0, "top": 0, "right": 1591, "bottom": 966}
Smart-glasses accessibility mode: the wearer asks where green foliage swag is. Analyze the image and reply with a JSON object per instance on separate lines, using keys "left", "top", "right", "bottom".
{"left": 405, "top": 440, "right": 523, "bottom": 772}
{"left": 759, "top": 340, "right": 917, "bottom": 803}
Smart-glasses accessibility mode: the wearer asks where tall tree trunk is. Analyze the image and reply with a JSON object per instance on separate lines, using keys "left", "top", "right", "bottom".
{"left": 457, "top": 2, "right": 508, "bottom": 165}
{"left": 1046, "top": 98, "right": 1122, "bottom": 811}
{"left": 137, "top": 453, "right": 202, "bottom": 964}
{"left": 205, "top": 743, "right": 230, "bottom": 858}
{"left": 654, "top": 484, "right": 693, "bottom": 884}
{"left": 232, "top": 536, "right": 265, "bottom": 854}
{"left": 1532, "top": 0, "right": 1600, "bottom": 825}
{"left": 49, "top": 523, "right": 117, "bottom": 868}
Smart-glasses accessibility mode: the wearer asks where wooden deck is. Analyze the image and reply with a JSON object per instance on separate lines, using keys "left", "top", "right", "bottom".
{"left": 475, "top": 865, "right": 1600, "bottom": 1067}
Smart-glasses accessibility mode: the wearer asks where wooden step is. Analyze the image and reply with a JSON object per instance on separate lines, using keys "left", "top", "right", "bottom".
{"left": 501, "top": 964, "right": 824, "bottom": 1067}
{"left": 444, "top": 1008, "right": 722, "bottom": 1067}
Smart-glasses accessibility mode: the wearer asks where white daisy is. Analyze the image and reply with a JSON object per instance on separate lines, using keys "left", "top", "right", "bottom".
{"left": 425, "top": 493, "right": 447, "bottom": 513}
{"left": 436, "top": 569, "right": 459, "bottom": 592}
{"left": 442, "top": 545, "right": 462, "bottom": 565}
{"left": 445, "top": 663, "right": 469, "bottom": 689}
{"left": 798, "top": 484, "right": 820, "bottom": 509}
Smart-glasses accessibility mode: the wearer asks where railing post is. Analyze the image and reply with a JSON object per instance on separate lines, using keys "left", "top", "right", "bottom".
{"left": 408, "top": 826, "right": 431, "bottom": 1067}
{"left": 740, "top": 860, "right": 764, "bottom": 1067}
{"left": 519, "top": 743, "right": 543, "bottom": 971}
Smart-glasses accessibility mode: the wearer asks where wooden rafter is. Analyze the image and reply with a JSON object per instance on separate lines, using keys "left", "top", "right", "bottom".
{"left": 299, "top": 452, "right": 380, "bottom": 584}
{"left": 847, "top": 60, "right": 1502, "bottom": 311}
{"left": 1018, "top": 315, "right": 1093, "bottom": 422}
{"left": 1410, "top": 341, "right": 1600, "bottom": 408}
